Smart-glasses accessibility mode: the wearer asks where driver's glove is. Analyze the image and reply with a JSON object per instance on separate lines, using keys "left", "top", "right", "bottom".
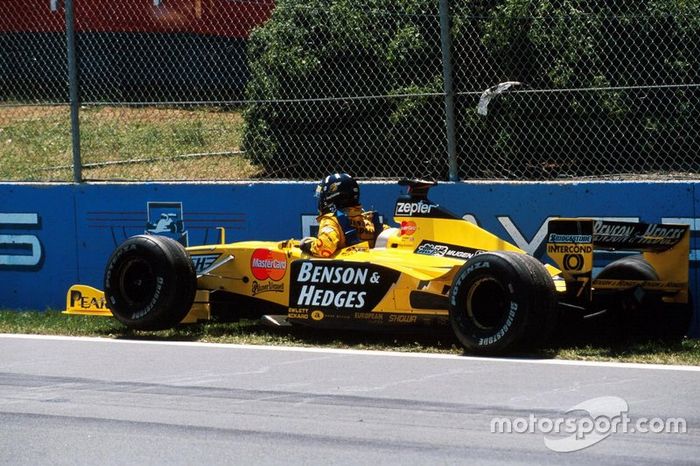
{"left": 299, "top": 237, "right": 316, "bottom": 254}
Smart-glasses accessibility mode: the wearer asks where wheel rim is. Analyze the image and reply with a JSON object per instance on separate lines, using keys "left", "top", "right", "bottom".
{"left": 466, "top": 277, "right": 508, "bottom": 330}
{"left": 119, "top": 258, "right": 156, "bottom": 308}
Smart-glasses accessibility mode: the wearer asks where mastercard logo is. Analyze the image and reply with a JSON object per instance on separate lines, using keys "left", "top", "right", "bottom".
{"left": 250, "top": 249, "right": 287, "bottom": 281}
{"left": 400, "top": 221, "right": 417, "bottom": 236}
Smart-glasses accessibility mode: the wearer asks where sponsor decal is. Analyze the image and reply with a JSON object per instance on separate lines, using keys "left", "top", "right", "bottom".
{"left": 354, "top": 312, "right": 384, "bottom": 321}
{"left": 250, "top": 248, "right": 287, "bottom": 281}
{"left": 395, "top": 200, "right": 439, "bottom": 217}
{"left": 131, "top": 276, "right": 164, "bottom": 319}
{"left": 593, "top": 279, "right": 685, "bottom": 290}
{"left": 546, "top": 244, "right": 593, "bottom": 254}
{"left": 290, "top": 261, "right": 400, "bottom": 312}
{"left": 478, "top": 302, "right": 517, "bottom": 346}
{"left": 400, "top": 220, "right": 417, "bottom": 236}
{"left": 190, "top": 254, "right": 221, "bottom": 274}
{"left": 388, "top": 314, "right": 417, "bottom": 324}
{"left": 297, "top": 287, "right": 367, "bottom": 309}
{"left": 548, "top": 233, "right": 593, "bottom": 244}
{"left": 70, "top": 289, "right": 106, "bottom": 310}
{"left": 563, "top": 253, "right": 584, "bottom": 271}
{"left": 251, "top": 280, "right": 285, "bottom": 296}
{"left": 546, "top": 219, "right": 595, "bottom": 281}
{"left": 594, "top": 222, "right": 637, "bottom": 239}
{"left": 465, "top": 260, "right": 490, "bottom": 275}
{"left": 145, "top": 201, "right": 188, "bottom": 246}
{"left": 593, "top": 221, "right": 687, "bottom": 249}
{"left": 414, "top": 240, "right": 481, "bottom": 260}
{"left": 288, "top": 308, "right": 309, "bottom": 319}
{"left": 311, "top": 310, "right": 325, "bottom": 321}
{"left": 297, "top": 262, "right": 375, "bottom": 285}
{"left": 415, "top": 242, "right": 449, "bottom": 256}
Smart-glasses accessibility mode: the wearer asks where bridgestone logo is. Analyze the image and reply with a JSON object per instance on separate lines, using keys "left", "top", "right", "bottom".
{"left": 548, "top": 234, "right": 592, "bottom": 243}
{"left": 131, "top": 276, "right": 164, "bottom": 319}
{"left": 479, "top": 302, "right": 517, "bottom": 346}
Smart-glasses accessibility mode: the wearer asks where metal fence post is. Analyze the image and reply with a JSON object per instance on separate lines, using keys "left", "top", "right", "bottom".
{"left": 65, "top": 0, "right": 82, "bottom": 183}
{"left": 439, "top": 0, "right": 459, "bottom": 182}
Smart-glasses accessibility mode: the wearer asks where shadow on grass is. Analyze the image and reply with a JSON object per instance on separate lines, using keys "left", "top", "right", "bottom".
{"left": 107, "top": 319, "right": 463, "bottom": 352}
{"left": 537, "top": 316, "right": 699, "bottom": 363}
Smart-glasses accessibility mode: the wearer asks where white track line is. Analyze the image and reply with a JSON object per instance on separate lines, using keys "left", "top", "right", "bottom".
{"left": 2, "top": 333, "right": 699, "bottom": 372}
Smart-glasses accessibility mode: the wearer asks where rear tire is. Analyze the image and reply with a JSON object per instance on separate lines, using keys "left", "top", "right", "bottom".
{"left": 595, "top": 255, "right": 691, "bottom": 340}
{"left": 104, "top": 235, "right": 196, "bottom": 330}
{"left": 597, "top": 254, "right": 658, "bottom": 281}
{"left": 448, "top": 252, "right": 557, "bottom": 355}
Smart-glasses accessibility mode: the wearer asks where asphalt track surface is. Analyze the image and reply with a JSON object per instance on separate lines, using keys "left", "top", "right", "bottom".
{"left": 1, "top": 334, "right": 698, "bottom": 465}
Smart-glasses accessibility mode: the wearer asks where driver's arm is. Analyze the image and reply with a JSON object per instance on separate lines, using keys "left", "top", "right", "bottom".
{"left": 300, "top": 216, "right": 342, "bottom": 257}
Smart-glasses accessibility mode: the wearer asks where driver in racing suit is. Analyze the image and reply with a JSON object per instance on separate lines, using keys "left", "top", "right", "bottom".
{"left": 300, "top": 173, "right": 385, "bottom": 258}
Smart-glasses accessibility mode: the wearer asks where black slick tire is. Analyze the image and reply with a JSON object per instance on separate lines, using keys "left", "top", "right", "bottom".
{"left": 448, "top": 251, "right": 557, "bottom": 355}
{"left": 104, "top": 235, "right": 196, "bottom": 330}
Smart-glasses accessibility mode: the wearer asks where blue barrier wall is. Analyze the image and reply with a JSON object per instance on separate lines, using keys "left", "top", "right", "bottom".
{"left": 1, "top": 181, "right": 698, "bottom": 335}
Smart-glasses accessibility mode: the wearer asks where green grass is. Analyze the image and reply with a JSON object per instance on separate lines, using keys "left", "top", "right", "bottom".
{"left": 0, "top": 310, "right": 463, "bottom": 353}
{"left": 0, "top": 105, "right": 260, "bottom": 181}
{"left": 2, "top": 310, "right": 699, "bottom": 365}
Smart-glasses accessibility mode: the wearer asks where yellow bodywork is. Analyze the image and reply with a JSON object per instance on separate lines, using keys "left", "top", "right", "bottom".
{"left": 65, "top": 212, "right": 690, "bottom": 327}
{"left": 64, "top": 209, "right": 562, "bottom": 324}
{"left": 64, "top": 284, "right": 211, "bottom": 323}
{"left": 65, "top": 285, "right": 111, "bottom": 317}
{"left": 547, "top": 218, "right": 690, "bottom": 305}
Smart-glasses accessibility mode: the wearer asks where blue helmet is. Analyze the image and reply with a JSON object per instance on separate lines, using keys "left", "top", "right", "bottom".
{"left": 315, "top": 173, "right": 360, "bottom": 214}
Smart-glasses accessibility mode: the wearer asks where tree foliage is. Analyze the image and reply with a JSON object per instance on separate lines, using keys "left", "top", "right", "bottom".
{"left": 243, "top": 0, "right": 700, "bottom": 179}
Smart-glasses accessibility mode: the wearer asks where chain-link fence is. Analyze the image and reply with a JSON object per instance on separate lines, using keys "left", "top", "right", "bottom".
{"left": 1, "top": 0, "right": 698, "bottom": 181}
{"left": 0, "top": 0, "right": 273, "bottom": 181}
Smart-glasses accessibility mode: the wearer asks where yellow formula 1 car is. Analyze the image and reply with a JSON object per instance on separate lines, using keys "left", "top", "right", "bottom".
{"left": 65, "top": 179, "right": 692, "bottom": 354}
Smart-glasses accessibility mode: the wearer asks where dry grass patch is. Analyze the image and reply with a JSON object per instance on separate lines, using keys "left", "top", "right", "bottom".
{"left": 79, "top": 154, "right": 262, "bottom": 180}
{"left": 0, "top": 104, "right": 252, "bottom": 181}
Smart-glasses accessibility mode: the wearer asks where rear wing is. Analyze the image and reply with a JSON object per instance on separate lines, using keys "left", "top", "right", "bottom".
{"left": 546, "top": 219, "right": 690, "bottom": 304}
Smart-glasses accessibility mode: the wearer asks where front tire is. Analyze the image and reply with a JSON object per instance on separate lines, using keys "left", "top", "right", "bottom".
{"left": 448, "top": 252, "right": 557, "bottom": 355}
{"left": 104, "top": 235, "right": 196, "bottom": 330}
